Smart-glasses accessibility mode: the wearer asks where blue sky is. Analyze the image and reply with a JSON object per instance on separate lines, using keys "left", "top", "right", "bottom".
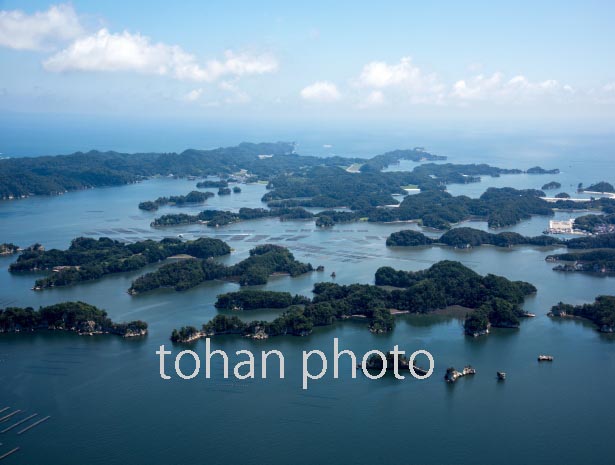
{"left": 1, "top": 0, "right": 614, "bottom": 125}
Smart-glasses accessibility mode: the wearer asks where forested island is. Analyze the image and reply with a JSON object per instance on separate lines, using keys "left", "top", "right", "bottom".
{"left": 542, "top": 181, "right": 562, "bottom": 190}
{"left": 572, "top": 213, "right": 615, "bottom": 234}
{"left": 547, "top": 250, "right": 615, "bottom": 273}
{"left": 527, "top": 166, "right": 560, "bottom": 174}
{"left": 152, "top": 206, "right": 315, "bottom": 228}
{"left": 0, "top": 142, "right": 445, "bottom": 199}
{"left": 581, "top": 182, "right": 615, "bottom": 193}
{"left": 151, "top": 184, "right": 608, "bottom": 231}
{"left": 170, "top": 260, "right": 536, "bottom": 342}
{"left": 215, "top": 290, "right": 310, "bottom": 310}
{"left": 138, "top": 191, "right": 214, "bottom": 211}
{"left": 0, "top": 243, "right": 20, "bottom": 255}
{"left": 0, "top": 301, "right": 147, "bottom": 337}
{"left": 549, "top": 296, "right": 615, "bottom": 332}
{"left": 10, "top": 236, "right": 230, "bottom": 289}
{"left": 3, "top": 140, "right": 580, "bottom": 234}
{"left": 196, "top": 180, "right": 229, "bottom": 188}
{"left": 387, "top": 228, "right": 615, "bottom": 251}
{"left": 566, "top": 233, "right": 615, "bottom": 249}
{"left": 358, "top": 148, "right": 447, "bottom": 171}
{"left": 129, "top": 244, "right": 313, "bottom": 294}
{"left": 387, "top": 227, "right": 562, "bottom": 248}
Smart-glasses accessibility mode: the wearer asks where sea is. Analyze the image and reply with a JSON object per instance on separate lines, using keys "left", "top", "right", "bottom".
{"left": 0, "top": 121, "right": 614, "bottom": 464}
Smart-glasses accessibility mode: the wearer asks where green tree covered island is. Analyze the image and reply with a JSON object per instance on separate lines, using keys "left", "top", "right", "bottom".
{"left": 0, "top": 301, "right": 147, "bottom": 337}
{"left": 10, "top": 236, "right": 230, "bottom": 289}
{"left": 129, "top": 244, "right": 313, "bottom": 294}
{"left": 170, "top": 260, "right": 536, "bottom": 342}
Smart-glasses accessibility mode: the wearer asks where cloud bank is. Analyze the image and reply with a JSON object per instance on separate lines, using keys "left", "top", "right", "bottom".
{"left": 43, "top": 29, "right": 277, "bottom": 82}
{"left": 0, "top": 4, "right": 83, "bottom": 51}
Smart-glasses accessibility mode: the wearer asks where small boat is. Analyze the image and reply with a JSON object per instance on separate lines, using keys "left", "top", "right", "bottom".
{"left": 538, "top": 355, "right": 554, "bottom": 361}
{"left": 497, "top": 371, "right": 506, "bottom": 380}
{"left": 330, "top": 272, "right": 336, "bottom": 278}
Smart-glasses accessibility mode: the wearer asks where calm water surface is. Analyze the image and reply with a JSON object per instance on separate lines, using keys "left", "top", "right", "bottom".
{"left": 0, "top": 139, "right": 614, "bottom": 465}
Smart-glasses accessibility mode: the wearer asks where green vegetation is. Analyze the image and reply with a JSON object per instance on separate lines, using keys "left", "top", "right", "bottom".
{"left": 151, "top": 207, "right": 314, "bottom": 228}
{"left": 542, "top": 181, "right": 562, "bottom": 190}
{"left": 154, "top": 184, "right": 593, "bottom": 231}
{"left": 370, "top": 188, "right": 554, "bottom": 229}
{"left": 9, "top": 236, "right": 230, "bottom": 289}
{"left": 572, "top": 214, "right": 615, "bottom": 233}
{"left": 550, "top": 296, "right": 615, "bottom": 332}
{"left": 170, "top": 260, "right": 536, "bottom": 341}
{"left": 527, "top": 166, "right": 560, "bottom": 174}
{"left": 233, "top": 186, "right": 241, "bottom": 193}
{"left": 566, "top": 233, "right": 615, "bottom": 249}
{"left": 582, "top": 181, "right": 615, "bottom": 193}
{"left": 0, "top": 243, "right": 20, "bottom": 255}
{"left": 138, "top": 190, "right": 213, "bottom": 211}
{"left": 359, "top": 148, "right": 446, "bottom": 171}
{"left": 555, "top": 192, "right": 570, "bottom": 199}
{"left": 547, "top": 249, "right": 615, "bottom": 273}
{"left": 170, "top": 326, "right": 202, "bottom": 342}
{"left": 196, "top": 180, "right": 228, "bottom": 188}
{"left": 387, "top": 227, "right": 562, "bottom": 248}
{"left": 218, "top": 187, "right": 231, "bottom": 195}
{"left": 464, "top": 298, "right": 528, "bottom": 336}
{"left": 129, "top": 244, "right": 313, "bottom": 294}
{"left": 0, "top": 301, "right": 147, "bottom": 337}
{"left": 215, "top": 290, "right": 310, "bottom": 310}
{"left": 386, "top": 230, "right": 434, "bottom": 246}
{"left": 0, "top": 142, "right": 303, "bottom": 199}
{"left": 314, "top": 210, "right": 360, "bottom": 228}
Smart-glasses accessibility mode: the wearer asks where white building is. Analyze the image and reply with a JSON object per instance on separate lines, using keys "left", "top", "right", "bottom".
{"left": 548, "top": 219, "right": 574, "bottom": 234}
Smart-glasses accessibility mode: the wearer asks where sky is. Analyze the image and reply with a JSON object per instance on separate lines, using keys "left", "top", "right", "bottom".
{"left": 0, "top": 0, "right": 614, "bottom": 152}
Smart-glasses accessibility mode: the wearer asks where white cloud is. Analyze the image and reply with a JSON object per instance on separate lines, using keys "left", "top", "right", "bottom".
{"left": 451, "top": 72, "right": 504, "bottom": 100}
{"left": 185, "top": 88, "right": 203, "bottom": 102}
{"left": 0, "top": 3, "right": 83, "bottom": 51}
{"left": 219, "top": 80, "right": 251, "bottom": 104}
{"left": 451, "top": 72, "right": 574, "bottom": 103}
{"left": 43, "top": 28, "right": 278, "bottom": 82}
{"left": 300, "top": 81, "right": 341, "bottom": 102}
{"left": 355, "top": 57, "right": 445, "bottom": 104}
{"left": 362, "top": 90, "right": 385, "bottom": 107}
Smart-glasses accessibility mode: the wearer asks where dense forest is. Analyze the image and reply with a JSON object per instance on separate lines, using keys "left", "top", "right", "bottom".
{"left": 582, "top": 182, "right": 615, "bottom": 193}
{"left": 170, "top": 260, "right": 536, "bottom": 341}
{"left": 542, "top": 181, "right": 562, "bottom": 190}
{"left": 572, "top": 213, "right": 615, "bottom": 233}
{"left": 215, "top": 290, "right": 310, "bottom": 310}
{"left": 10, "top": 236, "right": 230, "bottom": 289}
{"left": 151, "top": 184, "right": 603, "bottom": 231}
{"left": 196, "top": 180, "right": 228, "bottom": 188}
{"left": 358, "top": 148, "right": 446, "bottom": 171}
{"left": 129, "top": 244, "right": 313, "bottom": 294}
{"left": 387, "top": 227, "right": 562, "bottom": 248}
{"left": 138, "top": 190, "right": 214, "bottom": 211}
{"left": 547, "top": 249, "right": 615, "bottom": 273}
{"left": 0, "top": 143, "right": 443, "bottom": 199}
{"left": 566, "top": 233, "right": 615, "bottom": 249}
{"left": 550, "top": 296, "right": 615, "bottom": 332}
{"left": 0, "top": 301, "right": 147, "bottom": 337}
{"left": 151, "top": 206, "right": 315, "bottom": 227}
